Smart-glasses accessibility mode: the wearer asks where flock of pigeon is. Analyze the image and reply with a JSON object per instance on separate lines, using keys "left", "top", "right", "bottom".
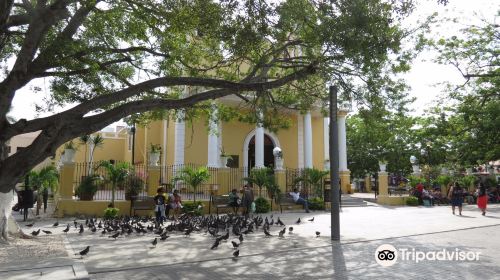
{"left": 25, "top": 213, "right": 320, "bottom": 259}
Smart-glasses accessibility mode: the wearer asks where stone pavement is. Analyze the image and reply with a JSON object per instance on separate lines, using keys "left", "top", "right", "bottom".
{"left": 2, "top": 202, "right": 500, "bottom": 279}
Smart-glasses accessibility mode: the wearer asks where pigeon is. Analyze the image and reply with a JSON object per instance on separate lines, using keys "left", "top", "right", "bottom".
{"left": 308, "top": 217, "right": 314, "bottom": 222}
{"left": 160, "top": 234, "right": 170, "bottom": 241}
{"left": 90, "top": 227, "right": 97, "bottom": 233}
{"left": 231, "top": 241, "right": 240, "bottom": 249}
{"left": 278, "top": 228, "right": 286, "bottom": 238}
{"left": 74, "top": 220, "right": 78, "bottom": 228}
{"left": 233, "top": 249, "right": 239, "bottom": 258}
{"left": 277, "top": 218, "right": 285, "bottom": 226}
{"left": 211, "top": 239, "right": 220, "bottom": 250}
{"left": 31, "top": 229, "right": 40, "bottom": 236}
{"left": 239, "top": 234, "right": 244, "bottom": 243}
{"left": 53, "top": 221, "right": 59, "bottom": 227}
{"left": 78, "top": 224, "right": 84, "bottom": 234}
{"left": 26, "top": 223, "right": 34, "bottom": 227}
{"left": 75, "top": 246, "right": 90, "bottom": 257}
{"left": 315, "top": 231, "right": 321, "bottom": 237}
{"left": 264, "top": 228, "right": 272, "bottom": 237}
{"left": 288, "top": 227, "right": 293, "bottom": 234}
{"left": 42, "top": 230, "right": 52, "bottom": 234}
{"left": 296, "top": 218, "right": 301, "bottom": 224}
{"left": 109, "top": 232, "right": 120, "bottom": 239}
{"left": 63, "top": 224, "right": 70, "bottom": 233}
{"left": 151, "top": 238, "right": 158, "bottom": 247}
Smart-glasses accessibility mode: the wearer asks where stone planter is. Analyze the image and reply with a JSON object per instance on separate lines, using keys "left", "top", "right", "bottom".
{"left": 149, "top": 152, "right": 160, "bottom": 166}
{"left": 379, "top": 162, "right": 387, "bottom": 172}
{"left": 62, "top": 148, "right": 76, "bottom": 163}
{"left": 275, "top": 157, "right": 284, "bottom": 170}
{"left": 220, "top": 156, "right": 230, "bottom": 167}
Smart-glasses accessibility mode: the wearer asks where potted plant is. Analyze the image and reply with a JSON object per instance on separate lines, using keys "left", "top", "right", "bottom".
{"left": 149, "top": 143, "right": 161, "bottom": 166}
{"left": 125, "top": 174, "right": 144, "bottom": 200}
{"left": 220, "top": 148, "right": 230, "bottom": 167}
{"left": 62, "top": 141, "right": 77, "bottom": 163}
{"left": 173, "top": 166, "right": 211, "bottom": 202}
{"left": 75, "top": 175, "right": 99, "bottom": 201}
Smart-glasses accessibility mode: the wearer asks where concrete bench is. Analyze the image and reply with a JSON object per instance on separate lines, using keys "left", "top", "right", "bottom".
{"left": 278, "top": 195, "right": 301, "bottom": 213}
{"left": 211, "top": 195, "right": 238, "bottom": 215}
{"left": 131, "top": 196, "right": 155, "bottom": 216}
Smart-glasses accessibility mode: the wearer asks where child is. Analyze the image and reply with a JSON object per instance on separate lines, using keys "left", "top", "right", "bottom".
{"left": 154, "top": 187, "right": 166, "bottom": 226}
{"left": 168, "top": 189, "right": 182, "bottom": 220}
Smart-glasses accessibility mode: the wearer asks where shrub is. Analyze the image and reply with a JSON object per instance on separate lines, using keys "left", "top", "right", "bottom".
{"left": 182, "top": 201, "right": 204, "bottom": 216}
{"left": 104, "top": 207, "right": 119, "bottom": 219}
{"left": 308, "top": 197, "right": 325, "bottom": 210}
{"left": 406, "top": 196, "right": 419, "bottom": 206}
{"left": 254, "top": 197, "right": 271, "bottom": 213}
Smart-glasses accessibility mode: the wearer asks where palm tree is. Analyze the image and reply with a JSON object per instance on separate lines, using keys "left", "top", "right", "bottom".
{"left": 244, "top": 167, "right": 274, "bottom": 197}
{"left": 293, "top": 168, "right": 329, "bottom": 198}
{"left": 28, "top": 165, "right": 59, "bottom": 215}
{"left": 173, "top": 166, "right": 211, "bottom": 202}
{"left": 79, "top": 134, "right": 105, "bottom": 175}
{"left": 100, "top": 161, "right": 130, "bottom": 207}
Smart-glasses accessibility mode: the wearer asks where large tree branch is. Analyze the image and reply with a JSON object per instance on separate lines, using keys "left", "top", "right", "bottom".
{"left": 4, "top": 62, "right": 317, "bottom": 139}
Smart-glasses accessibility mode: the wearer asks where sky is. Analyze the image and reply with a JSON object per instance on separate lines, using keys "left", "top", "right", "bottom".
{"left": 7, "top": 0, "right": 498, "bottom": 125}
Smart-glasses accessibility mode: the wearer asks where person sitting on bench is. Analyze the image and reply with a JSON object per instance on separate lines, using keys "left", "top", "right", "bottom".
{"left": 289, "top": 188, "right": 310, "bottom": 213}
{"left": 228, "top": 189, "right": 241, "bottom": 213}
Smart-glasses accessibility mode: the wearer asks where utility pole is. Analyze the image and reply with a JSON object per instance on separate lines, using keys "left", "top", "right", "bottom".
{"left": 329, "top": 85, "right": 340, "bottom": 241}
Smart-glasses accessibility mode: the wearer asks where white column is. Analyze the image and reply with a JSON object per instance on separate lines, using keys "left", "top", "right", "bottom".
{"left": 255, "top": 124, "right": 265, "bottom": 168}
{"left": 207, "top": 105, "right": 219, "bottom": 167}
{"left": 304, "top": 111, "right": 313, "bottom": 168}
{"left": 174, "top": 110, "right": 185, "bottom": 166}
{"left": 297, "top": 114, "right": 304, "bottom": 169}
{"left": 323, "top": 117, "right": 329, "bottom": 160}
{"left": 338, "top": 113, "right": 348, "bottom": 171}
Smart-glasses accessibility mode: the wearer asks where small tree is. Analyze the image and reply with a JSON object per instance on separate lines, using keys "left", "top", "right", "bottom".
{"left": 244, "top": 168, "right": 274, "bottom": 197}
{"left": 173, "top": 166, "right": 211, "bottom": 202}
{"left": 28, "top": 165, "right": 59, "bottom": 215}
{"left": 79, "top": 135, "right": 105, "bottom": 175}
{"left": 293, "top": 168, "right": 329, "bottom": 198}
{"left": 99, "top": 161, "right": 130, "bottom": 207}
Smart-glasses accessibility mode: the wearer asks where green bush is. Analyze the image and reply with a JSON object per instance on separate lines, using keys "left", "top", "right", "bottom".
{"left": 405, "top": 196, "right": 419, "bottom": 206}
{"left": 308, "top": 197, "right": 325, "bottom": 210}
{"left": 182, "top": 201, "right": 204, "bottom": 216}
{"left": 254, "top": 197, "right": 271, "bottom": 213}
{"left": 104, "top": 207, "right": 119, "bottom": 219}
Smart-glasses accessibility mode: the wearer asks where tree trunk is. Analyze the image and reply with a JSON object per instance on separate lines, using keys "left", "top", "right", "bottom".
{"left": 111, "top": 184, "right": 115, "bottom": 207}
{"left": 0, "top": 191, "right": 31, "bottom": 243}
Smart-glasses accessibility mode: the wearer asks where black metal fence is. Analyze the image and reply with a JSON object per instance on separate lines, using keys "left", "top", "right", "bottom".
{"left": 286, "top": 168, "right": 327, "bottom": 199}
{"left": 74, "top": 162, "right": 148, "bottom": 201}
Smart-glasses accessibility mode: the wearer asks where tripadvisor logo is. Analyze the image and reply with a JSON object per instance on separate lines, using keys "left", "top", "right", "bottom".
{"left": 375, "top": 244, "right": 481, "bottom": 267}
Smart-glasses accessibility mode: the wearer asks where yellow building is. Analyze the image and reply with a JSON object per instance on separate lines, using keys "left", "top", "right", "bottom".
{"left": 54, "top": 95, "right": 352, "bottom": 216}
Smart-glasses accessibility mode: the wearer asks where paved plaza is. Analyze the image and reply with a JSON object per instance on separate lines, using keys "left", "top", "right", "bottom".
{"left": 2, "top": 202, "right": 500, "bottom": 279}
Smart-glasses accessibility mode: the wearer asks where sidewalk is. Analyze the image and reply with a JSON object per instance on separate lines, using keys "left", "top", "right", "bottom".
{"left": 2, "top": 200, "right": 500, "bottom": 279}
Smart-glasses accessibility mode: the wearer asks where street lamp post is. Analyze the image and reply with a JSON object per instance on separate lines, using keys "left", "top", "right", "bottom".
{"left": 329, "top": 85, "right": 340, "bottom": 241}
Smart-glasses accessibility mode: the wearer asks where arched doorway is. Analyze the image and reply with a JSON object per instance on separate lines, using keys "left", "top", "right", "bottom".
{"left": 248, "top": 134, "right": 275, "bottom": 169}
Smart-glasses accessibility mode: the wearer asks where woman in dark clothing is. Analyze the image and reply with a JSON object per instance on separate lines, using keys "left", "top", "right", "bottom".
{"left": 477, "top": 183, "right": 488, "bottom": 216}
{"left": 448, "top": 182, "right": 464, "bottom": 215}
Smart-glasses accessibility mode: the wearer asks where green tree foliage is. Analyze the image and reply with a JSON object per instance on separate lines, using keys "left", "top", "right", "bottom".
{"left": 0, "top": 0, "right": 427, "bottom": 193}
{"left": 293, "top": 168, "right": 328, "bottom": 198}
{"left": 173, "top": 166, "right": 211, "bottom": 202}
{"left": 99, "top": 161, "right": 130, "bottom": 207}
{"left": 432, "top": 16, "right": 500, "bottom": 165}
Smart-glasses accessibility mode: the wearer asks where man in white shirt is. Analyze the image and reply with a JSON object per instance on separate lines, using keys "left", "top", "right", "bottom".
{"left": 289, "top": 188, "right": 310, "bottom": 213}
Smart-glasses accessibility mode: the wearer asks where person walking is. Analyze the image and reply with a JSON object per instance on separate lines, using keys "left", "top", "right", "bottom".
{"left": 448, "top": 182, "right": 464, "bottom": 215}
{"left": 241, "top": 184, "right": 254, "bottom": 217}
{"left": 477, "top": 182, "right": 488, "bottom": 216}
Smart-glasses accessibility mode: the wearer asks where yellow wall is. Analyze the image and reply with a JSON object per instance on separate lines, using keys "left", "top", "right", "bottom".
{"left": 184, "top": 118, "right": 209, "bottom": 165}
{"left": 312, "top": 116, "right": 326, "bottom": 169}
{"left": 274, "top": 117, "right": 298, "bottom": 169}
